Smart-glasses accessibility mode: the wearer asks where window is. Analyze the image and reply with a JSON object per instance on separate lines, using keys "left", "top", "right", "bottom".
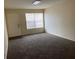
{"left": 25, "top": 13, "right": 43, "bottom": 29}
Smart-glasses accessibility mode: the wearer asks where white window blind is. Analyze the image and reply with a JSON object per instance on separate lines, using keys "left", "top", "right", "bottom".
{"left": 25, "top": 13, "right": 43, "bottom": 29}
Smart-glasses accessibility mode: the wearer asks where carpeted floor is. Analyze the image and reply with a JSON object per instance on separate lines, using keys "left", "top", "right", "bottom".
{"left": 7, "top": 33, "right": 75, "bottom": 59}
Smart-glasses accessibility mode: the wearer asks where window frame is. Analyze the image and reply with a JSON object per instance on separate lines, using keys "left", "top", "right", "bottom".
{"left": 25, "top": 13, "right": 44, "bottom": 29}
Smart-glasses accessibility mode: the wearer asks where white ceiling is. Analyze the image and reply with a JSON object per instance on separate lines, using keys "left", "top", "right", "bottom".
{"left": 4, "top": 0, "right": 65, "bottom": 9}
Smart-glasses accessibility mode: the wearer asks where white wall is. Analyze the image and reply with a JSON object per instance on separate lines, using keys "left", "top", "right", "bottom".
{"left": 45, "top": 0, "right": 75, "bottom": 41}
{"left": 4, "top": 18, "right": 8, "bottom": 59}
{"left": 5, "top": 9, "right": 44, "bottom": 37}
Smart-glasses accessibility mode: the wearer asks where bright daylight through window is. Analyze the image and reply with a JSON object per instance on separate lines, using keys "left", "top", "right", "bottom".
{"left": 25, "top": 13, "right": 43, "bottom": 29}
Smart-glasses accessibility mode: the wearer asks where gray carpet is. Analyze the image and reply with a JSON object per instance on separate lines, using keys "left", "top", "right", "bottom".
{"left": 7, "top": 33, "right": 75, "bottom": 59}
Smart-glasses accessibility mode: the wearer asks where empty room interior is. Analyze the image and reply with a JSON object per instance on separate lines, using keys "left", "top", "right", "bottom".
{"left": 4, "top": 0, "right": 75, "bottom": 59}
